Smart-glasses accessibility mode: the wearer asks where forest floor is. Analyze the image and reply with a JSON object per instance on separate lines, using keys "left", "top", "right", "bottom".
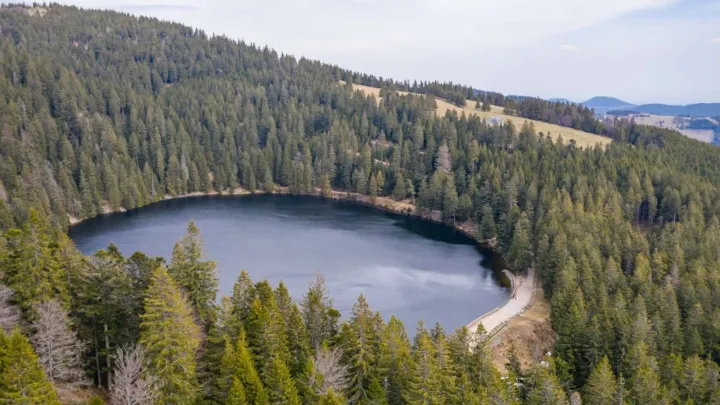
{"left": 488, "top": 288, "right": 554, "bottom": 373}
{"left": 340, "top": 81, "right": 612, "bottom": 148}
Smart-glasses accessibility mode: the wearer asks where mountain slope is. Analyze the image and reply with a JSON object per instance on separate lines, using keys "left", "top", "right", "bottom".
{"left": 3, "top": 5, "right": 720, "bottom": 405}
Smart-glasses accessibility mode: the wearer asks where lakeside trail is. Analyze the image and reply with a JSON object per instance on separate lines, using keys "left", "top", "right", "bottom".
{"left": 466, "top": 268, "right": 536, "bottom": 336}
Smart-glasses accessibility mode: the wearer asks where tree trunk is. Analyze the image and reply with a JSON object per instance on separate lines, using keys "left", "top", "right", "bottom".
{"left": 94, "top": 332, "right": 102, "bottom": 387}
{"left": 104, "top": 322, "right": 112, "bottom": 387}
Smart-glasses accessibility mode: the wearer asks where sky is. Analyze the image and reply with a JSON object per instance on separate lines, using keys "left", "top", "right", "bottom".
{"left": 55, "top": 0, "right": 720, "bottom": 104}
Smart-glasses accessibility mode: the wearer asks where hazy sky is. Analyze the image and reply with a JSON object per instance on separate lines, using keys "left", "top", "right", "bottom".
{"left": 57, "top": 0, "right": 719, "bottom": 104}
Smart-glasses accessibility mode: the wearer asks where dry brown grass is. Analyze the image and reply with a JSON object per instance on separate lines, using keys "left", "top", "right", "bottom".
{"left": 488, "top": 290, "right": 554, "bottom": 374}
{"left": 341, "top": 81, "right": 611, "bottom": 148}
{"left": 624, "top": 113, "right": 716, "bottom": 143}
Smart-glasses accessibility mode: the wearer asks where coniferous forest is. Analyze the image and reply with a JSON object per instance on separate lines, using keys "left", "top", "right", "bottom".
{"left": 3, "top": 3, "right": 720, "bottom": 404}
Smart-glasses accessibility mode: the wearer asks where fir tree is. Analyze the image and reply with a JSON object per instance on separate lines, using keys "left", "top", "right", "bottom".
{"left": 0, "top": 329, "right": 60, "bottom": 404}
{"left": 582, "top": 356, "right": 617, "bottom": 405}
{"left": 265, "top": 357, "right": 301, "bottom": 405}
{"left": 169, "top": 221, "right": 219, "bottom": 326}
{"left": 139, "top": 265, "right": 200, "bottom": 404}
{"left": 2, "top": 210, "right": 68, "bottom": 316}
{"left": 215, "top": 331, "right": 268, "bottom": 405}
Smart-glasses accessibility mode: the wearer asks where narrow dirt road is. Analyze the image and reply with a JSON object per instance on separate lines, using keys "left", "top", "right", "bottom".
{"left": 467, "top": 268, "right": 535, "bottom": 334}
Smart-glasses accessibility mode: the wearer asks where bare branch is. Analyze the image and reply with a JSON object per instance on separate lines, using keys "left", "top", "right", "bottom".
{"left": 312, "top": 346, "right": 349, "bottom": 394}
{"left": 0, "top": 285, "right": 21, "bottom": 333}
{"left": 110, "top": 344, "right": 157, "bottom": 405}
{"left": 31, "top": 299, "right": 88, "bottom": 386}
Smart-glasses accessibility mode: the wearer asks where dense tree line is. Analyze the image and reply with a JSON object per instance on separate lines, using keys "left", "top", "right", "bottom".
{"left": 3, "top": 3, "right": 720, "bottom": 403}
{"left": 343, "top": 72, "right": 601, "bottom": 133}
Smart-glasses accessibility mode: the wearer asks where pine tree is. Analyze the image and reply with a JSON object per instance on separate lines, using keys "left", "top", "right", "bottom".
{"left": 169, "top": 221, "right": 219, "bottom": 325}
{"left": 139, "top": 265, "right": 200, "bottom": 404}
{"left": 0, "top": 329, "right": 61, "bottom": 404}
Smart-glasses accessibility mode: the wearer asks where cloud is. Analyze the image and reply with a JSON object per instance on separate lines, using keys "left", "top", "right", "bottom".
{"left": 560, "top": 44, "right": 581, "bottom": 52}
{"left": 58, "top": 0, "right": 680, "bottom": 52}
{"left": 55, "top": 0, "right": 720, "bottom": 104}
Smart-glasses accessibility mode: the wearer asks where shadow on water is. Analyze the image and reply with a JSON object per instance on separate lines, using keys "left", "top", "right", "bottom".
{"left": 389, "top": 215, "right": 509, "bottom": 288}
{"left": 326, "top": 197, "right": 509, "bottom": 287}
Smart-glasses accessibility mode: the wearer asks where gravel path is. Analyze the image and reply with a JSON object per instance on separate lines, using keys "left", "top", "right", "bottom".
{"left": 467, "top": 268, "right": 535, "bottom": 334}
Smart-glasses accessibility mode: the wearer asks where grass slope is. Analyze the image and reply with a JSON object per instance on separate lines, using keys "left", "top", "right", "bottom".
{"left": 344, "top": 82, "right": 612, "bottom": 148}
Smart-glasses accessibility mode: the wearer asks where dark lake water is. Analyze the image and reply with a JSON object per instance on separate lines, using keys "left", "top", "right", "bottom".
{"left": 70, "top": 195, "right": 508, "bottom": 332}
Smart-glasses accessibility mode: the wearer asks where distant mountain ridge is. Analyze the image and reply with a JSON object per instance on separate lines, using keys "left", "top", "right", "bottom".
{"left": 576, "top": 96, "right": 720, "bottom": 117}
{"left": 580, "top": 96, "right": 636, "bottom": 114}
{"left": 627, "top": 103, "right": 720, "bottom": 117}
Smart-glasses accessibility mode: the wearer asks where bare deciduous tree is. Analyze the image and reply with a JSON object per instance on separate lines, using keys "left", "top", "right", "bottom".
{"left": 110, "top": 344, "right": 157, "bottom": 405}
{"left": 31, "top": 299, "right": 88, "bottom": 386}
{"left": 302, "top": 272, "right": 335, "bottom": 350}
{"left": 435, "top": 141, "right": 452, "bottom": 173}
{"left": 0, "top": 285, "right": 21, "bottom": 333}
{"left": 312, "top": 346, "right": 349, "bottom": 394}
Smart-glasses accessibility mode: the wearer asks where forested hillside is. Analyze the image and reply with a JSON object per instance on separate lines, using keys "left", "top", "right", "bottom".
{"left": 3, "top": 4, "right": 720, "bottom": 404}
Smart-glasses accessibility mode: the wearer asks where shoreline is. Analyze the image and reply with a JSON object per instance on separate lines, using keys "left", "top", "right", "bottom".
{"left": 466, "top": 268, "right": 536, "bottom": 341}
{"left": 67, "top": 186, "right": 531, "bottom": 331}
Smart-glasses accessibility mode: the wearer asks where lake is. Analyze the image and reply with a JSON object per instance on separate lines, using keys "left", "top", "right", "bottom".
{"left": 70, "top": 195, "right": 508, "bottom": 332}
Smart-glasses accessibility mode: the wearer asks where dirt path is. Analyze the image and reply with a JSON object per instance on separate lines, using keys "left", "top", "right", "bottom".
{"left": 467, "top": 268, "right": 535, "bottom": 334}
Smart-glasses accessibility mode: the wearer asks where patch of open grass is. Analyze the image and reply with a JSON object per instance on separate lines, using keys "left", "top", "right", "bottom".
{"left": 342, "top": 81, "right": 612, "bottom": 148}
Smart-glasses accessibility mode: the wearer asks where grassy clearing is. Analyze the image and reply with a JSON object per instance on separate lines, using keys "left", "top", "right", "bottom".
{"left": 624, "top": 113, "right": 716, "bottom": 143}
{"left": 342, "top": 81, "right": 612, "bottom": 148}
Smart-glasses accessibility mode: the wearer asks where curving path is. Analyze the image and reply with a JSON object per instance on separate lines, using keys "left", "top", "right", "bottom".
{"left": 466, "top": 268, "right": 535, "bottom": 335}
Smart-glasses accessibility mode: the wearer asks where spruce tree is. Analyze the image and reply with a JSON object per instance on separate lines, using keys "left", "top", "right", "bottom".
{"left": 227, "top": 376, "right": 247, "bottom": 405}
{"left": 265, "top": 357, "right": 301, "bottom": 405}
{"left": 378, "top": 316, "right": 413, "bottom": 404}
{"left": 2, "top": 210, "right": 68, "bottom": 316}
{"left": 0, "top": 329, "right": 60, "bottom": 404}
{"left": 392, "top": 171, "right": 406, "bottom": 201}
{"left": 169, "top": 221, "right": 219, "bottom": 325}
{"left": 507, "top": 212, "right": 532, "bottom": 272}
{"left": 405, "top": 324, "right": 442, "bottom": 404}
{"left": 342, "top": 295, "right": 378, "bottom": 404}
{"left": 139, "top": 265, "right": 200, "bottom": 404}
{"left": 583, "top": 356, "right": 617, "bottom": 405}
{"left": 215, "top": 331, "right": 268, "bottom": 405}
